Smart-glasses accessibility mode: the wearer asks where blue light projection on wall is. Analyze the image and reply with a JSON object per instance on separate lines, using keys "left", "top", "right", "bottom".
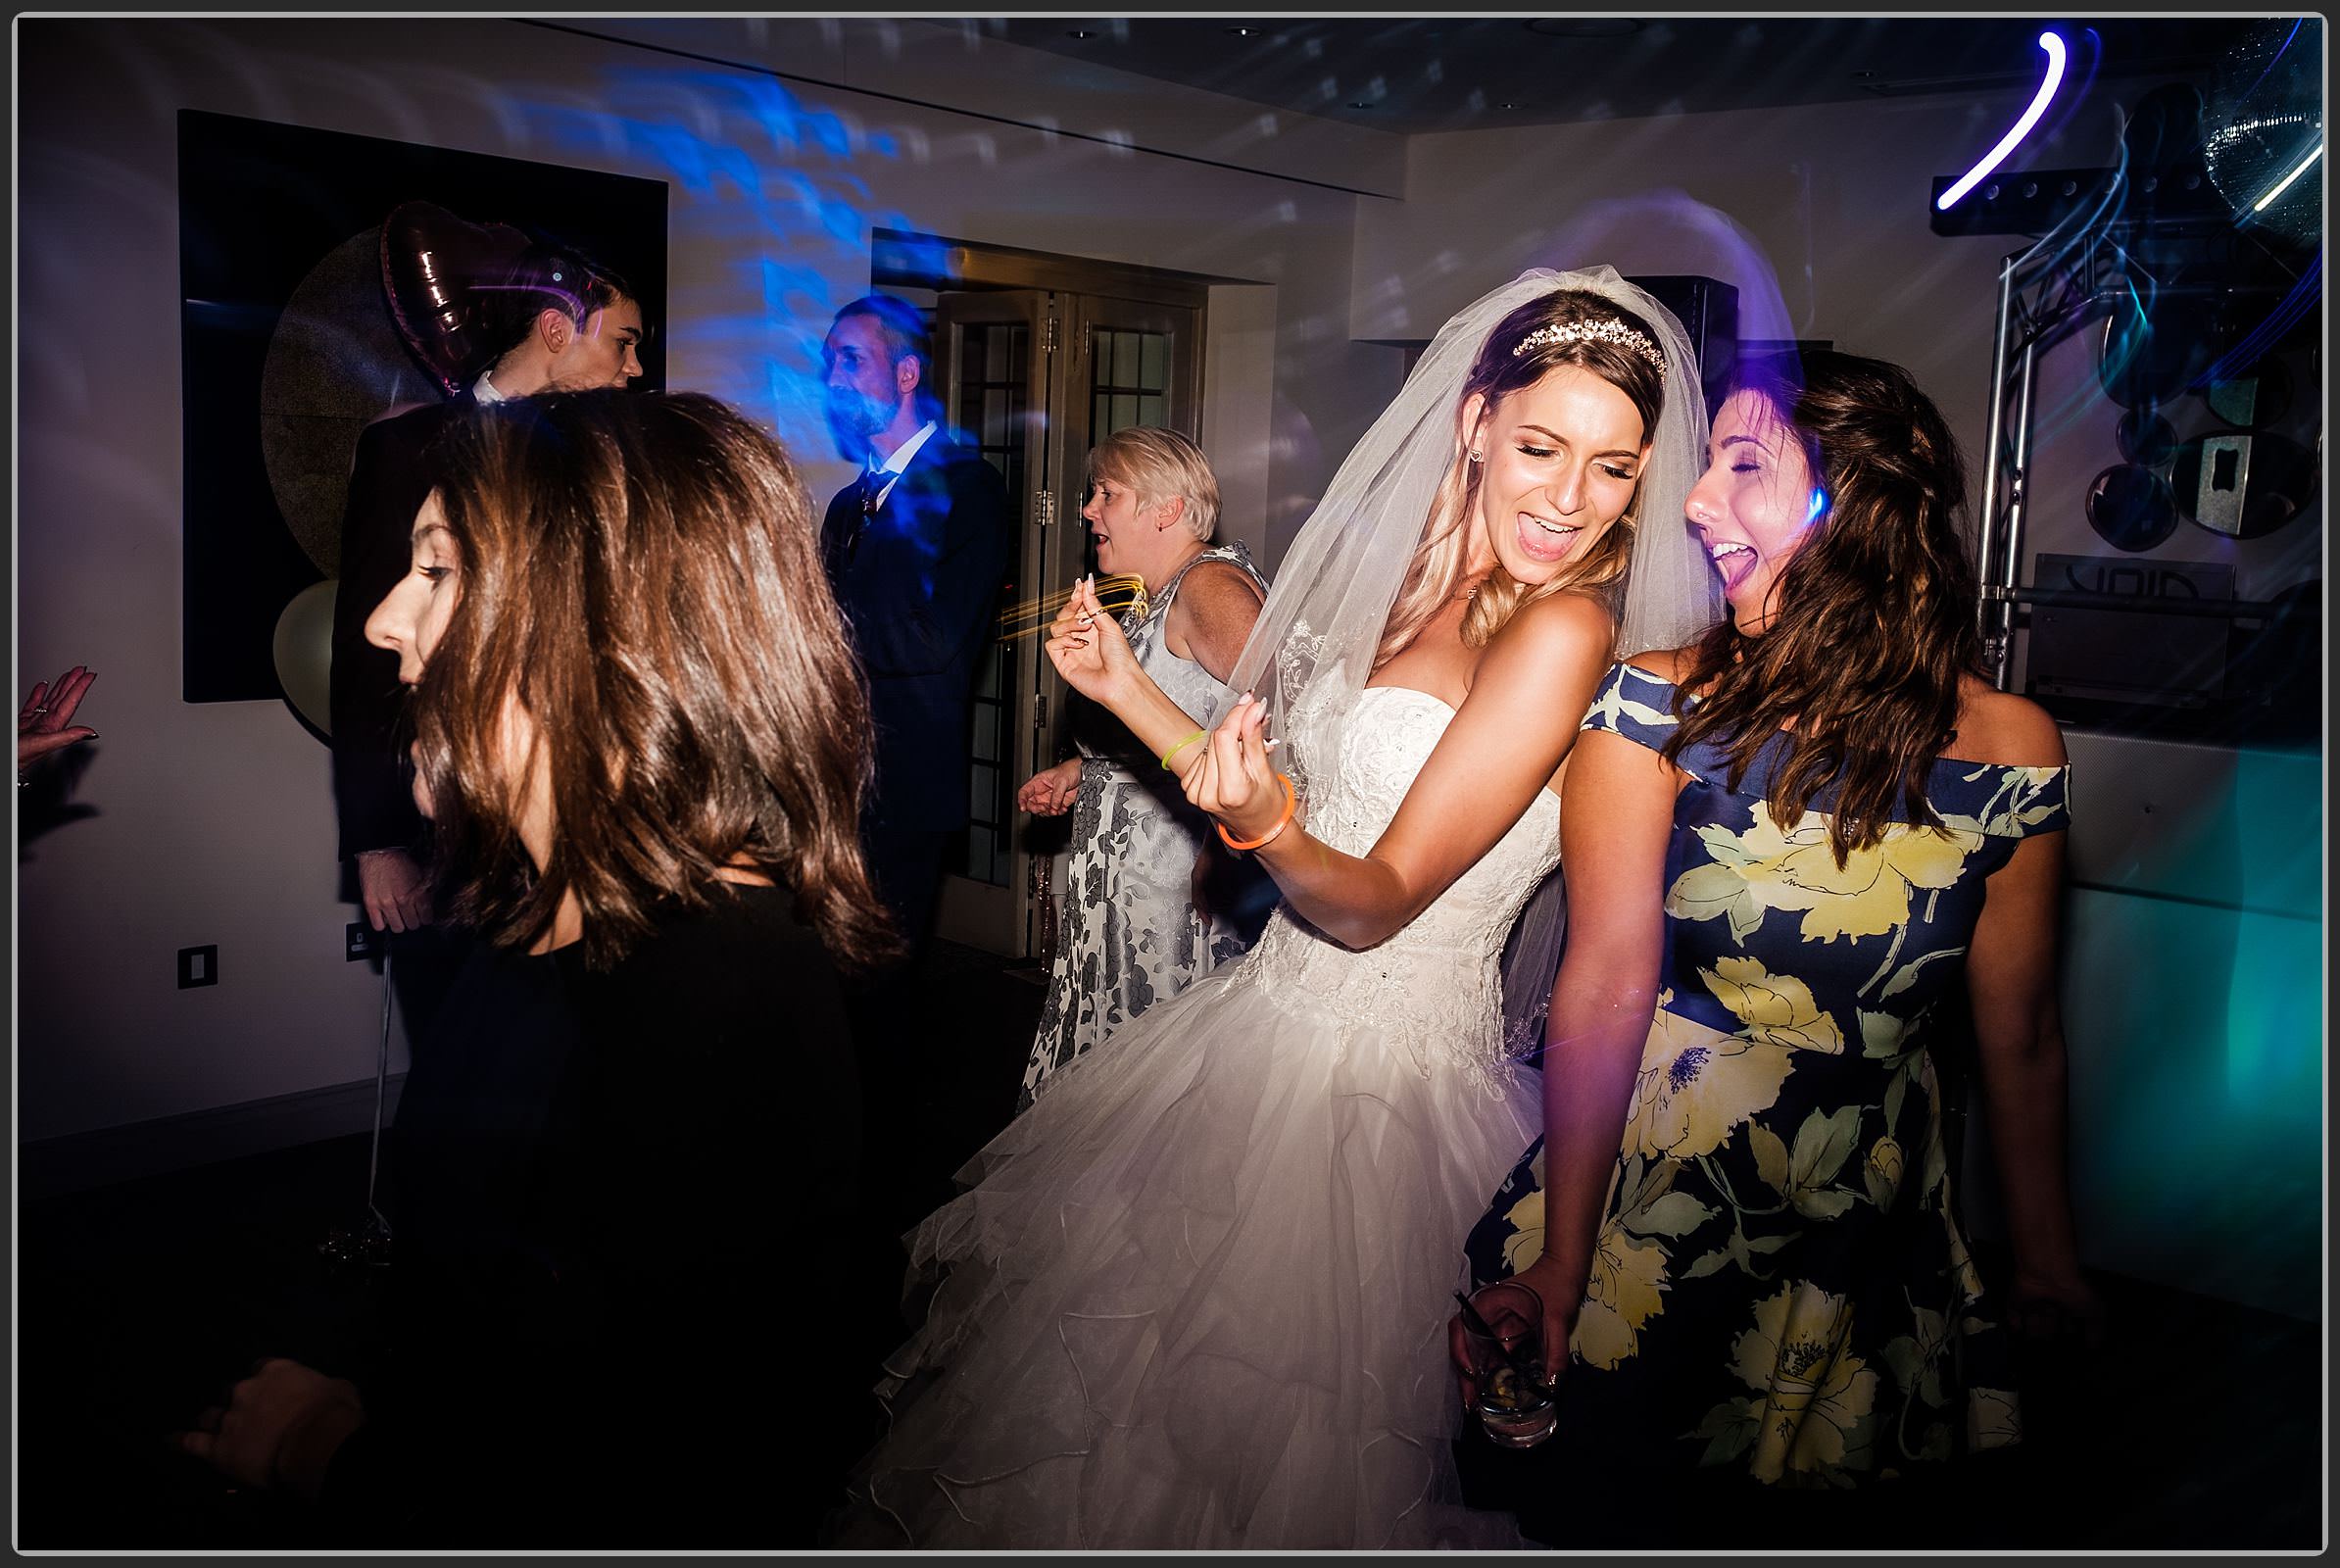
{"left": 506, "top": 65, "right": 952, "bottom": 474}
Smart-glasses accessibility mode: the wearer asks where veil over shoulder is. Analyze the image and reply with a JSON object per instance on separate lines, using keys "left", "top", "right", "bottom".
{"left": 1201, "top": 266, "right": 1720, "bottom": 808}
{"left": 1206, "top": 268, "right": 1723, "bottom": 1058}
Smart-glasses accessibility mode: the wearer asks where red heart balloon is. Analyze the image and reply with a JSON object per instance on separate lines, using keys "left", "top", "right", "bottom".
{"left": 379, "top": 200, "right": 533, "bottom": 398}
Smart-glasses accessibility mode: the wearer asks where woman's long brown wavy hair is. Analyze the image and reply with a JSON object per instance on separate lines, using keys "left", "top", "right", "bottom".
{"left": 1375, "top": 289, "right": 1670, "bottom": 666}
{"left": 1664, "top": 350, "right": 1982, "bottom": 862}
{"left": 412, "top": 389, "right": 895, "bottom": 971}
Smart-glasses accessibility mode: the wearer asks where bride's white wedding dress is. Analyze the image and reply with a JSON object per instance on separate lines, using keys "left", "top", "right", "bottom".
{"left": 855, "top": 686, "right": 1550, "bottom": 1549}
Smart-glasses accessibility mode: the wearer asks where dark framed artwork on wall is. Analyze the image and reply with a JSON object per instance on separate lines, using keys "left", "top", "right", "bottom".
{"left": 176, "top": 108, "right": 668, "bottom": 703}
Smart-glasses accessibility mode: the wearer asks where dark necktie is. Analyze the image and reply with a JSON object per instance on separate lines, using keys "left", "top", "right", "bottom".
{"left": 831, "top": 469, "right": 882, "bottom": 577}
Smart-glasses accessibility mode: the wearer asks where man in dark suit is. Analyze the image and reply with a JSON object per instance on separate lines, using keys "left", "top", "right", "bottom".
{"left": 329, "top": 235, "right": 644, "bottom": 1045}
{"left": 819, "top": 296, "right": 1013, "bottom": 1275}
{"left": 818, "top": 294, "right": 1014, "bottom": 960}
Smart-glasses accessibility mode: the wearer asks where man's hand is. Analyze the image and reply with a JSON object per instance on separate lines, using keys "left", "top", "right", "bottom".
{"left": 356, "top": 848, "right": 433, "bottom": 934}
{"left": 171, "top": 1357, "right": 366, "bottom": 1501}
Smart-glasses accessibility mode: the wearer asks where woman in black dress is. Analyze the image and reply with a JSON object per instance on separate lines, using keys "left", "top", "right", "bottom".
{"left": 173, "top": 390, "right": 891, "bottom": 1546}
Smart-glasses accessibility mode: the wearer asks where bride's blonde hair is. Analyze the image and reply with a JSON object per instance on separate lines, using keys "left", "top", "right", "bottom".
{"left": 1374, "top": 289, "right": 1669, "bottom": 668}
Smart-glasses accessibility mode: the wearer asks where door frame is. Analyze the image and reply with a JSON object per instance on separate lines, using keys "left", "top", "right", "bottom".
{"left": 890, "top": 237, "right": 1219, "bottom": 960}
{"left": 928, "top": 287, "right": 1056, "bottom": 956}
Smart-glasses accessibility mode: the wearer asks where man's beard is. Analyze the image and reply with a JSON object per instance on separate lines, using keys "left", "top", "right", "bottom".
{"left": 826, "top": 392, "right": 889, "bottom": 458}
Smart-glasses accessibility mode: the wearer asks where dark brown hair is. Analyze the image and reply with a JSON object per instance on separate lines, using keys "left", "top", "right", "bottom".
{"left": 413, "top": 389, "right": 894, "bottom": 971}
{"left": 1378, "top": 288, "right": 1669, "bottom": 665}
{"left": 833, "top": 293, "right": 940, "bottom": 419}
{"left": 1664, "top": 350, "right": 1981, "bottom": 860}
{"left": 468, "top": 234, "right": 635, "bottom": 378}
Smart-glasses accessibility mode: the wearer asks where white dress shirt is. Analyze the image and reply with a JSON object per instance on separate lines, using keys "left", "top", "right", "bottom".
{"left": 865, "top": 419, "right": 939, "bottom": 513}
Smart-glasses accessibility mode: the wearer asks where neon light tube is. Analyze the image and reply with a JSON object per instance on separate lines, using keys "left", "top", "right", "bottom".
{"left": 2254, "top": 141, "right": 2322, "bottom": 211}
{"left": 1936, "top": 31, "right": 2070, "bottom": 211}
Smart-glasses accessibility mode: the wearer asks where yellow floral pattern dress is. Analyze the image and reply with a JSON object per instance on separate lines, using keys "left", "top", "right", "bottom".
{"left": 1465, "top": 662, "right": 2068, "bottom": 1491}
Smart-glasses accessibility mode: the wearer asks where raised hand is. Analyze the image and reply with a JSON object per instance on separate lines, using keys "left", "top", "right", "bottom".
{"left": 1181, "top": 692, "right": 1288, "bottom": 845}
{"left": 18, "top": 665, "right": 98, "bottom": 774}
{"left": 1044, "top": 575, "right": 1141, "bottom": 707}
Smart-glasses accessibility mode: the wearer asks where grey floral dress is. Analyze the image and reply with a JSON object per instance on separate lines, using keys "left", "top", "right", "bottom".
{"left": 1020, "top": 542, "right": 1271, "bottom": 1109}
{"left": 1465, "top": 662, "right": 2072, "bottom": 1492}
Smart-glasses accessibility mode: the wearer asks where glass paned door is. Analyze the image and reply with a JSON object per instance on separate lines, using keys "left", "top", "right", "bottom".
{"left": 1060, "top": 293, "right": 1203, "bottom": 587}
{"left": 931, "top": 289, "right": 1053, "bottom": 956}
{"left": 955, "top": 316, "right": 1032, "bottom": 891}
{"left": 927, "top": 289, "right": 1202, "bottom": 959}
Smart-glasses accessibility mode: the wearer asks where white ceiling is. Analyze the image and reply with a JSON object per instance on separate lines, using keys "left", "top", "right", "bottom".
{"left": 988, "top": 17, "right": 2275, "bottom": 134}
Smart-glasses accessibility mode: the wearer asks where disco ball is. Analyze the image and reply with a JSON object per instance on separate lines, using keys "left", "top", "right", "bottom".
{"left": 2203, "top": 19, "right": 2323, "bottom": 247}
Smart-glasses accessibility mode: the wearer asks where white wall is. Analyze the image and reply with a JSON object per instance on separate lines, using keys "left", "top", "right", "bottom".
{"left": 16, "top": 16, "right": 1402, "bottom": 1146}
{"left": 1352, "top": 77, "right": 2155, "bottom": 469}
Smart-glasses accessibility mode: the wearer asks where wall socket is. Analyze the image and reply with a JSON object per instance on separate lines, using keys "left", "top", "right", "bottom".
{"left": 176, "top": 945, "right": 219, "bottom": 989}
{"left": 345, "top": 921, "right": 381, "bottom": 961}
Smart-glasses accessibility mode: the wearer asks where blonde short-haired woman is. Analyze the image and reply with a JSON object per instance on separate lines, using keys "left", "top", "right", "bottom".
{"left": 1015, "top": 426, "right": 1269, "bottom": 1105}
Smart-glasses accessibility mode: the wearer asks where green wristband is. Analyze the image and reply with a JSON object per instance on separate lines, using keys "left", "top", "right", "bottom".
{"left": 1160, "top": 729, "right": 1205, "bottom": 771}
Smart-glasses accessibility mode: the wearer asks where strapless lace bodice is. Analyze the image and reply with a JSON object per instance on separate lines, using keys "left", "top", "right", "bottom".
{"left": 1245, "top": 685, "right": 1561, "bottom": 1089}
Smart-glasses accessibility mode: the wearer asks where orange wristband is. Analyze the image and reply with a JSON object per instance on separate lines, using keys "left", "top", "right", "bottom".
{"left": 1217, "top": 771, "right": 1297, "bottom": 853}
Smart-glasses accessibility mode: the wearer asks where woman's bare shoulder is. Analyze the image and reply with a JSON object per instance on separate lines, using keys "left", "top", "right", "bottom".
{"left": 1624, "top": 644, "right": 1697, "bottom": 684}
{"left": 1951, "top": 678, "right": 2069, "bottom": 767}
{"left": 1174, "top": 557, "right": 1267, "bottom": 612}
{"left": 1495, "top": 587, "right": 1617, "bottom": 654}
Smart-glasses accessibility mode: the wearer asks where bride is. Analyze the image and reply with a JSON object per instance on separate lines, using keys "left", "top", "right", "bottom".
{"left": 847, "top": 268, "right": 1719, "bottom": 1549}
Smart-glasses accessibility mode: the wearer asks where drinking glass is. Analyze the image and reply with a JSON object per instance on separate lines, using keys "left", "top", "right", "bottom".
{"left": 1461, "top": 1279, "right": 1556, "bottom": 1448}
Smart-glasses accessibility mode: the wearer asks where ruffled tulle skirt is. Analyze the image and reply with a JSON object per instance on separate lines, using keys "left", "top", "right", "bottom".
{"left": 844, "top": 949, "right": 1537, "bottom": 1549}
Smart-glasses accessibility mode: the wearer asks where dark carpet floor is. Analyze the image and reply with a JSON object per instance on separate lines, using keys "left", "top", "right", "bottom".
{"left": 17, "top": 939, "right": 2320, "bottom": 1551}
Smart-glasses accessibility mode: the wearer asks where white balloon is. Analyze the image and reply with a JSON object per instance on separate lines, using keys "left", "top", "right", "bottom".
{"left": 272, "top": 579, "right": 339, "bottom": 739}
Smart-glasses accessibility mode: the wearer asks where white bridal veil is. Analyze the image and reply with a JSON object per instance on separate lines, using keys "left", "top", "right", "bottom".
{"left": 1201, "top": 264, "right": 1720, "bottom": 803}
{"left": 1199, "top": 266, "right": 1724, "bottom": 1057}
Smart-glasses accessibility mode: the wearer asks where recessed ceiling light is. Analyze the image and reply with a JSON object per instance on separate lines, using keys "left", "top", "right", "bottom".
{"left": 1496, "top": 101, "right": 1520, "bottom": 110}
{"left": 1226, "top": 25, "right": 1262, "bottom": 37}
{"left": 1065, "top": 27, "right": 1097, "bottom": 39}
{"left": 1347, "top": 101, "right": 1378, "bottom": 110}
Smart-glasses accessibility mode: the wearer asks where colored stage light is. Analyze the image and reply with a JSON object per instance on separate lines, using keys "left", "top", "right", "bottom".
{"left": 2252, "top": 141, "right": 2321, "bottom": 211}
{"left": 1936, "top": 31, "right": 2070, "bottom": 212}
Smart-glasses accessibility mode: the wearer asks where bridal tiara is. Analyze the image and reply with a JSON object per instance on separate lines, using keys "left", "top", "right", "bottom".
{"left": 1510, "top": 318, "right": 1670, "bottom": 374}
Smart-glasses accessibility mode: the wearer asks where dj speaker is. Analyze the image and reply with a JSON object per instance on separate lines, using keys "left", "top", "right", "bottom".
{"left": 1627, "top": 274, "right": 1739, "bottom": 419}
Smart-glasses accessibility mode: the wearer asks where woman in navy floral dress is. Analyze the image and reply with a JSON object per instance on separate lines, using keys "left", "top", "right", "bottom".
{"left": 1457, "top": 351, "right": 2098, "bottom": 1524}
